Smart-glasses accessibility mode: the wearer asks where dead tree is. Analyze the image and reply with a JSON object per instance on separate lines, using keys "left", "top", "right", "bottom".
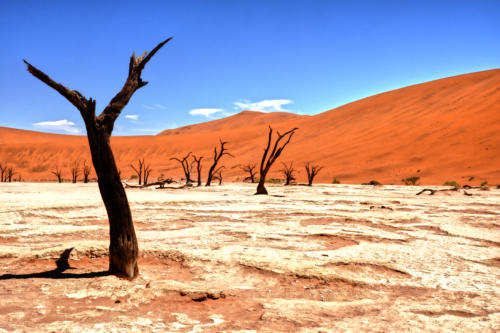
{"left": 143, "top": 163, "right": 152, "bottom": 185}
{"left": 24, "top": 37, "right": 172, "bottom": 278}
{"left": 192, "top": 155, "right": 204, "bottom": 186}
{"left": 256, "top": 126, "right": 298, "bottom": 195}
{"left": 52, "top": 166, "right": 63, "bottom": 183}
{"left": 171, "top": 152, "right": 194, "bottom": 185}
{"left": 130, "top": 158, "right": 145, "bottom": 185}
{"left": 0, "top": 163, "right": 6, "bottom": 182}
{"left": 206, "top": 139, "right": 233, "bottom": 186}
{"left": 83, "top": 160, "right": 91, "bottom": 183}
{"left": 6, "top": 166, "right": 14, "bottom": 182}
{"left": 241, "top": 163, "right": 257, "bottom": 183}
{"left": 213, "top": 166, "right": 224, "bottom": 185}
{"left": 71, "top": 160, "right": 80, "bottom": 183}
{"left": 280, "top": 162, "right": 296, "bottom": 185}
{"left": 304, "top": 162, "right": 323, "bottom": 186}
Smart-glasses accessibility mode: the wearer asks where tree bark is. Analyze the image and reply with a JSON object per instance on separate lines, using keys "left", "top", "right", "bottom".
{"left": 192, "top": 155, "right": 203, "bottom": 186}
{"left": 256, "top": 180, "right": 268, "bottom": 195}
{"left": 206, "top": 140, "right": 232, "bottom": 186}
{"left": 256, "top": 126, "right": 297, "bottom": 195}
{"left": 24, "top": 37, "right": 171, "bottom": 279}
{"left": 85, "top": 126, "right": 138, "bottom": 277}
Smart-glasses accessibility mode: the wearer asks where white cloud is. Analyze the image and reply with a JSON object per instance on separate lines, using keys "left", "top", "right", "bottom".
{"left": 125, "top": 114, "right": 139, "bottom": 120}
{"left": 234, "top": 99, "right": 293, "bottom": 113}
{"left": 141, "top": 104, "right": 156, "bottom": 110}
{"left": 154, "top": 103, "right": 167, "bottom": 110}
{"left": 33, "top": 119, "right": 80, "bottom": 134}
{"left": 189, "top": 108, "right": 224, "bottom": 117}
{"left": 142, "top": 103, "right": 167, "bottom": 110}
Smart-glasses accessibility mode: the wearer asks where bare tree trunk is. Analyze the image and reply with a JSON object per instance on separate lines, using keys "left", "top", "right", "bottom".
{"left": 241, "top": 163, "right": 256, "bottom": 183}
{"left": 192, "top": 155, "right": 203, "bottom": 186}
{"left": 130, "top": 158, "right": 145, "bottom": 185}
{"left": 0, "top": 163, "right": 5, "bottom": 182}
{"left": 305, "top": 162, "right": 323, "bottom": 186}
{"left": 24, "top": 37, "right": 172, "bottom": 279}
{"left": 280, "top": 161, "right": 296, "bottom": 185}
{"left": 171, "top": 152, "right": 194, "bottom": 185}
{"left": 256, "top": 126, "right": 298, "bottom": 195}
{"left": 206, "top": 140, "right": 232, "bottom": 186}
{"left": 85, "top": 126, "right": 138, "bottom": 277}
{"left": 52, "top": 166, "right": 63, "bottom": 183}
{"left": 213, "top": 166, "right": 224, "bottom": 185}
{"left": 71, "top": 160, "right": 80, "bottom": 183}
{"left": 7, "top": 167, "right": 14, "bottom": 182}
{"left": 143, "top": 163, "right": 152, "bottom": 185}
{"left": 83, "top": 160, "right": 91, "bottom": 183}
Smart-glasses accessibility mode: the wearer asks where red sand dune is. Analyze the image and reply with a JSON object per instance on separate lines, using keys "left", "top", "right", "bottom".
{"left": 158, "top": 111, "right": 305, "bottom": 136}
{"left": 1, "top": 69, "right": 499, "bottom": 185}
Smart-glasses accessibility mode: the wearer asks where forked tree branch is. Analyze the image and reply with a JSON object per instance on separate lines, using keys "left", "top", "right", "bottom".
{"left": 23, "top": 60, "right": 92, "bottom": 114}
{"left": 260, "top": 126, "right": 298, "bottom": 174}
{"left": 24, "top": 37, "right": 172, "bottom": 134}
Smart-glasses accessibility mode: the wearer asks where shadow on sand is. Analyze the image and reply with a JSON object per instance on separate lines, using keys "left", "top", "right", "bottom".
{"left": 0, "top": 247, "right": 110, "bottom": 280}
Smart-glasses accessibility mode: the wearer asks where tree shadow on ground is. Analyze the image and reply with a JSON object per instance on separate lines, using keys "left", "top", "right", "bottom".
{"left": 0, "top": 247, "right": 110, "bottom": 280}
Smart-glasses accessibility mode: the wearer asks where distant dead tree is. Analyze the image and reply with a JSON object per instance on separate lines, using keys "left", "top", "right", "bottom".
{"left": 280, "top": 161, "right": 296, "bottom": 185}
{"left": 0, "top": 163, "right": 6, "bottom": 182}
{"left": 0, "top": 163, "right": 7, "bottom": 183}
{"left": 192, "top": 155, "right": 204, "bottom": 186}
{"left": 171, "top": 152, "right": 194, "bottom": 185}
{"left": 143, "top": 163, "right": 152, "bottom": 185}
{"left": 213, "top": 166, "right": 224, "bottom": 185}
{"left": 24, "top": 37, "right": 172, "bottom": 278}
{"left": 130, "top": 158, "right": 145, "bottom": 185}
{"left": 70, "top": 160, "right": 80, "bottom": 183}
{"left": 52, "top": 166, "right": 63, "bottom": 183}
{"left": 241, "top": 163, "right": 257, "bottom": 183}
{"left": 83, "top": 160, "right": 91, "bottom": 183}
{"left": 6, "top": 166, "right": 15, "bottom": 182}
{"left": 256, "top": 126, "right": 298, "bottom": 195}
{"left": 305, "top": 162, "right": 323, "bottom": 186}
{"left": 206, "top": 139, "right": 233, "bottom": 186}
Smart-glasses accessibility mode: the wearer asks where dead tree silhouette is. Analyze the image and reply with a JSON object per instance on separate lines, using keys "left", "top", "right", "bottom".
{"left": 241, "top": 163, "right": 257, "bottom": 183}
{"left": 280, "top": 162, "right": 296, "bottom": 185}
{"left": 171, "top": 152, "right": 194, "bottom": 185}
{"left": 24, "top": 37, "right": 172, "bottom": 278}
{"left": 52, "top": 166, "right": 63, "bottom": 183}
{"left": 143, "top": 162, "right": 152, "bottom": 185}
{"left": 130, "top": 158, "right": 145, "bottom": 185}
{"left": 305, "top": 162, "right": 323, "bottom": 186}
{"left": 256, "top": 126, "right": 298, "bottom": 195}
{"left": 213, "top": 166, "right": 225, "bottom": 185}
{"left": 71, "top": 160, "right": 80, "bottom": 183}
{"left": 83, "top": 160, "right": 91, "bottom": 183}
{"left": 192, "top": 155, "right": 204, "bottom": 186}
{"left": 6, "top": 166, "right": 15, "bottom": 182}
{"left": 0, "top": 163, "right": 5, "bottom": 182}
{"left": 0, "top": 163, "right": 13, "bottom": 182}
{"left": 206, "top": 139, "right": 233, "bottom": 186}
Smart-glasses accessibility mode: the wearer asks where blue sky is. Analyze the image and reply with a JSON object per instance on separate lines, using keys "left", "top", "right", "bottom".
{"left": 1, "top": 0, "right": 499, "bottom": 135}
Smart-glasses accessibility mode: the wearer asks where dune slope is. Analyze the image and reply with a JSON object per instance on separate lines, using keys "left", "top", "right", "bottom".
{"left": 0, "top": 69, "right": 499, "bottom": 185}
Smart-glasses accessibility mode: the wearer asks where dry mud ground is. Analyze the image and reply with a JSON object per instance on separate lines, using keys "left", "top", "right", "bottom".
{"left": 0, "top": 183, "right": 499, "bottom": 332}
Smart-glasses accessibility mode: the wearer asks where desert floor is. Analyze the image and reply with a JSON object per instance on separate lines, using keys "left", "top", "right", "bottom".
{"left": 0, "top": 183, "right": 499, "bottom": 332}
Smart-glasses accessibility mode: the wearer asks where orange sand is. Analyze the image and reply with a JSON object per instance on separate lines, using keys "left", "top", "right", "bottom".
{"left": 1, "top": 69, "right": 499, "bottom": 185}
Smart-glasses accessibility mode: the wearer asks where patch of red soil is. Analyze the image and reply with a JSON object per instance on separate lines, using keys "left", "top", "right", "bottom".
{"left": 322, "top": 262, "right": 410, "bottom": 277}
{"left": 309, "top": 233, "right": 359, "bottom": 250}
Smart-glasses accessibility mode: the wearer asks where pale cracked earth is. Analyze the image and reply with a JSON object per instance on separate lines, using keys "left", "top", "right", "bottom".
{"left": 0, "top": 182, "right": 499, "bottom": 332}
